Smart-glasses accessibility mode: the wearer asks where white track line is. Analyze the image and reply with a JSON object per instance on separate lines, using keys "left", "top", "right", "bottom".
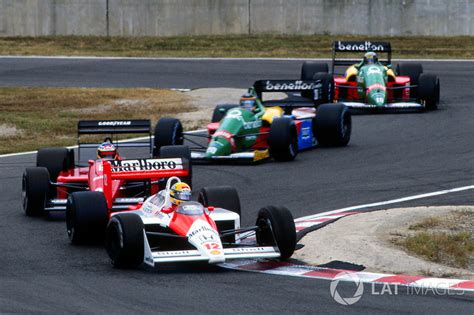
{"left": 0, "top": 129, "right": 207, "bottom": 159}
{"left": 295, "top": 185, "right": 474, "bottom": 222}
{"left": 0, "top": 55, "right": 473, "bottom": 62}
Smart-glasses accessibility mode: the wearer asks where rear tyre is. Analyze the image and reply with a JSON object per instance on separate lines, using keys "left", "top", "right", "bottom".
{"left": 106, "top": 213, "right": 144, "bottom": 269}
{"left": 268, "top": 117, "right": 298, "bottom": 162}
{"left": 22, "top": 167, "right": 50, "bottom": 216}
{"left": 314, "top": 103, "right": 351, "bottom": 147}
{"left": 256, "top": 206, "right": 296, "bottom": 260}
{"left": 301, "top": 62, "right": 329, "bottom": 80}
{"left": 66, "top": 191, "right": 108, "bottom": 245}
{"left": 301, "top": 62, "right": 329, "bottom": 98}
{"left": 396, "top": 63, "right": 423, "bottom": 99}
{"left": 154, "top": 118, "right": 184, "bottom": 156}
{"left": 312, "top": 73, "right": 334, "bottom": 104}
{"left": 419, "top": 73, "right": 440, "bottom": 110}
{"left": 158, "top": 145, "right": 192, "bottom": 188}
{"left": 211, "top": 104, "right": 238, "bottom": 123}
{"left": 198, "top": 186, "right": 241, "bottom": 216}
{"left": 37, "top": 147, "right": 72, "bottom": 181}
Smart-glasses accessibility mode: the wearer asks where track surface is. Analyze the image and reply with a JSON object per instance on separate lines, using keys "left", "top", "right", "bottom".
{"left": 0, "top": 58, "right": 473, "bottom": 313}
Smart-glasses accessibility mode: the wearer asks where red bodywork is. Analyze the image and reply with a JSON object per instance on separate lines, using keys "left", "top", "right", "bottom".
{"left": 55, "top": 159, "right": 189, "bottom": 219}
{"left": 334, "top": 76, "right": 411, "bottom": 102}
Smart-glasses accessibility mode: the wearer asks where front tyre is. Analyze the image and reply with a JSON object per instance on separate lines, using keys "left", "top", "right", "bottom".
{"left": 159, "top": 145, "right": 192, "bottom": 188}
{"left": 22, "top": 167, "right": 50, "bottom": 216}
{"left": 198, "top": 186, "right": 241, "bottom": 216}
{"left": 106, "top": 213, "right": 144, "bottom": 269}
{"left": 419, "top": 73, "right": 440, "bottom": 110}
{"left": 268, "top": 117, "right": 298, "bottom": 162}
{"left": 256, "top": 206, "right": 296, "bottom": 260}
{"left": 314, "top": 103, "right": 351, "bottom": 147}
{"left": 66, "top": 191, "right": 108, "bottom": 245}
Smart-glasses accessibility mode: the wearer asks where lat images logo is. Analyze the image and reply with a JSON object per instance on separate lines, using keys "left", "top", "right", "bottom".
{"left": 329, "top": 271, "right": 364, "bottom": 305}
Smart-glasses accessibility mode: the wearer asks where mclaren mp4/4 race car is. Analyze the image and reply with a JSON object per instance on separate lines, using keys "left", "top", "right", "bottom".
{"left": 152, "top": 81, "right": 351, "bottom": 163}
{"left": 22, "top": 119, "right": 192, "bottom": 219}
{"left": 301, "top": 41, "right": 440, "bottom": 111}
{"left": 105, "top": 176, "right": 297, "bottom": 268}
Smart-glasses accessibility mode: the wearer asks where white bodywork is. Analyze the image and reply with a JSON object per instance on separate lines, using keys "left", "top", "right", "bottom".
{"left": 113, "top": 177, "right": 281, "bottom": 267}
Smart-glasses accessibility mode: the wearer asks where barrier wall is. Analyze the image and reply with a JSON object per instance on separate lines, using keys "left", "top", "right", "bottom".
{"left": 0, "top": 0, "right": 472, "bottom": 37}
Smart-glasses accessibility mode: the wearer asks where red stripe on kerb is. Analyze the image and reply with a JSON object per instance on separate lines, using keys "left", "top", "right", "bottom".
{"left": 238, "top": 260, "right": 293, "bottom": 271}
{"left": 375, "top": 275, "right": 425, "bottom": 284}
{"left": 450, "top": 281, "right": 474, "bottom": 289}
{"left": 302, "top": 268, "right": 353, "bottom": 279}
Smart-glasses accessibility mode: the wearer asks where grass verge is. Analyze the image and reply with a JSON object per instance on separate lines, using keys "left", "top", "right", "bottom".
{"left": 0, "top": 87, "right": 194, "bottom": 154}
{"left": 0, "top": 35, "right": 473, "bottom": 59}
{"left": 393, "top": 210, "right": 474, "bottom": 270}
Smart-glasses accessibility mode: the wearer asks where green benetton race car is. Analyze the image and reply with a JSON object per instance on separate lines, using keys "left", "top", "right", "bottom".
{"left": 153, "top": 79, "right": 352, "bottom": 163}
{"left": 301, "top": 41, "right": 440, "bottom": 111}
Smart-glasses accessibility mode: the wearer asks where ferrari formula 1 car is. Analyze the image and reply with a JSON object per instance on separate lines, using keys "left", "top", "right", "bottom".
{"left": 22, "top": 119, "right": 192, "bottom": 219}
{"left": 152, "top": 80, "right": 351, "bottom": 163}
{"left": 300, "top": 41, "right": 440, "bottom": 111}
{"left": 105, "top": 176, "right": 297, "bottom": 268}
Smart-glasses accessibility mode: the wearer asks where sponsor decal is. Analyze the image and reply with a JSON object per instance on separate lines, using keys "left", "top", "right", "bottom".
{"left": 265, "top": 80, "right": 321, "bottom": 91}
{"left": 229, "top": 247, "right": 268, "bottom": 253}
{"left": 213, "top": 130, "right": 236, "bottom": 149}
{"left": 226, "top": 109, "right": 242, "bottom": 119}
{"left": 243, "top": 120, "right": 262, "bottom": 130}
{"left": 367, "top": 83, "right": 386, "bottom": 93}
{"left": 367, "top": 66, "right": 382, "bottom": 75}
{"left": 187, "top": 223, "right": 217, "bottom": 239}
{"left": 98, "top": 121, "right": 132, "bottom": 126}
{"left": 210, "top": 250, "right": 222, "bottom": 256}
{"left": 110, "top": 158, "right": 183, "bottom": 172}
{"left": 337, "top": 41, "right": 386, "bottom": 52}
{"left": 253, "top": 149, "right": 270, "bottom": 162}
{"left": 155, "top": 250, "right": 193, "bottom": 256}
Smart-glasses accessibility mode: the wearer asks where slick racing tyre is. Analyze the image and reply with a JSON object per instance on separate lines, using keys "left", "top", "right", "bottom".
{"left": 198, "top": 186, "right": 241, "bottom": 216}
{"left": 312, "top": 73, "right": 334, "bottom": 105}
{"left": 268, "top": 117, "right": 298, "bottom": 162}
{"left": 22, "top": 167, "right": 50, "bottom": 216}
{"left": 37, "top": 147, "right": 73, "bottom": 182}
{"left": 314, "top": 103, "right": 351, "bottom": 147}
{"left": 256, "top": 206, "right": 296, "bottom": 260}
{"left": 66, "top": 191, "right": 108, "bottom": 245}
{"left": 106, "top": 213, "right": 144, "bottom": 269}
{"left": 154, "top": 117, "right": 184, "bottom": 156}
{"left": 418, "top": 73, "right": 440, "bottom": 110}
{"left": 396, "top": 63, "right": 423, "bottom": 99}
{"left": 301, "top": 62, "right": 329, "bottom": 80}
{"left": 211, "top": 104, "right": 238, "bottom": 123}
{"left": 301, "top": 62, "right": 329, "bottom": 99}
{"left": 159, "top": 145, "right": 192, "bottom": 188}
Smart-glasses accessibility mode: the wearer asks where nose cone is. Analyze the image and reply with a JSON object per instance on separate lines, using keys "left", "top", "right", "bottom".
{"left": 206, "top": 137, "right": 232, "bottom": 158}
{"left": 368, "top": 90, "right": 386, "bottom": 107}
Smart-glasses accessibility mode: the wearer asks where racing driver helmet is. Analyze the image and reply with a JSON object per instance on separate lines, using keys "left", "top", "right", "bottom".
{"left": 170, "top": 182, "right": 192, "bottom": 206}
{"left": 363, "top": 52, "right": 378, "bottom": 65}
{"left": 239, "top": 93, "right": 257, "bottom": 112}
{"left": 97, "top": 140, "right": 118, "bottom": 160}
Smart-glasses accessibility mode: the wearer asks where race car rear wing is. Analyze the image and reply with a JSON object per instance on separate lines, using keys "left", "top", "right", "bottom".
{"left": 332, "top": 41, "right": 392, "bottom": 73}
{"left": 102, "top": 158, "right": 190, "bottom": 208}
{"left": 77, "top": 119, "right": 152, "bottom": 161}
{"left": 253, "top": 80, "right": 324, "bottom": 107}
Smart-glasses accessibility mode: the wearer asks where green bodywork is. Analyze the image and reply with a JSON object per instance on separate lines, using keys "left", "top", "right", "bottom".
{"left": 206, "top": 89, "right": 265, "bottom": 158}
{"left": 355, "top": 62, "right": 389, "bottom": 107}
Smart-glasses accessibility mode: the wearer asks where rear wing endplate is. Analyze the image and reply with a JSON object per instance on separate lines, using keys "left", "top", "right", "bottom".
{"left": 332, "top": 41, "right": 392, "bottom": 73}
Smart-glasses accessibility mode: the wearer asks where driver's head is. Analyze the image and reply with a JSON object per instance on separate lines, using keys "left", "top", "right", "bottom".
{"left": 97, "top": 139, "right": 118, "bottom": 160}
{"left": 239, "top": 93, "right": 257, "bottom": 112}
{"left": 170, "top": 182, "right": 191, "bottom": 206}
{"left": 364, "top": 52, "right": 378, "bottom": 64}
